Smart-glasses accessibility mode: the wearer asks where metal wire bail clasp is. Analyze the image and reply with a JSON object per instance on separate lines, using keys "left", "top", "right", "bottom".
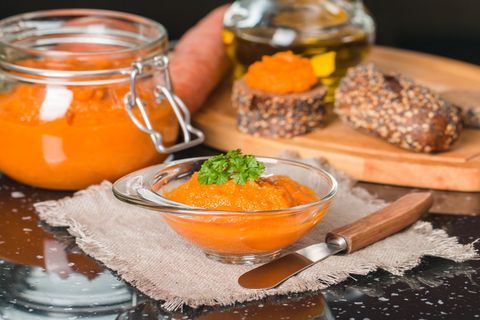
{"left": 123, "top": 55, "right": 204, "bottom": 154}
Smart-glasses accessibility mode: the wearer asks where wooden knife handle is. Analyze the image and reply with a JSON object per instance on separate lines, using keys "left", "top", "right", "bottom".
{"left": 326, "top": 192, "right": 433, "bottom": 253}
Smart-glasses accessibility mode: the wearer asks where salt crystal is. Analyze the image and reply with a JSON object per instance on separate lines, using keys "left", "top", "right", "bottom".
{"left": 11, "top": 191, "right": 25, "bottom": 199}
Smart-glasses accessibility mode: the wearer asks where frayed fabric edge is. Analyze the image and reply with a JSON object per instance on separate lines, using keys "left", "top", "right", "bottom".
{"left": 35, "top": 199, "right": 479, "bottom": 311}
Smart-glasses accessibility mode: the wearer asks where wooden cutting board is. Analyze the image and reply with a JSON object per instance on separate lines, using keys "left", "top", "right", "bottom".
{"left": 193, "top": 46, "right": 480, "bottom": 192}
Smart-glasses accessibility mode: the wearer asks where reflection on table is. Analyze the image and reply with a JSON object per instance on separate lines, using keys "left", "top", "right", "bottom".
{"left": 0, "top": 154, "right": 479, "bottom": 319}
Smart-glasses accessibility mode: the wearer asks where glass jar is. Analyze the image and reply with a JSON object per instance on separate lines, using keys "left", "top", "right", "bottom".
{"left": 223, "top": 0, "right": 375, "bottom": 101}
{"left": 0, "top": 9, "right": 203, "bottom": 190}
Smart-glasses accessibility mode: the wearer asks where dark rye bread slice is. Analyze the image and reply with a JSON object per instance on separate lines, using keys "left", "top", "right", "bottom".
{"left": 441, "top": 91, "right": 480, "bottom": 129}
{"left": 232, "top": 78, "right": 328, "bottom": 138}
{"left": 334, "top": 64, "right": 462, "bottom": 153}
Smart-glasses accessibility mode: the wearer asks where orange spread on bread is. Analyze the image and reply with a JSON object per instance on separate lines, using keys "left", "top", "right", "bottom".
{"left": 244, "top": 51, "right": 317, "bottom": 94}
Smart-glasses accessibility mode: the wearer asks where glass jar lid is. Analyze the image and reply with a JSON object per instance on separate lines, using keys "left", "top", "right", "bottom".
{"left": 0, "top": 9, "right": 167, "bottom": 84}
{"left": 224, "top": 0, "right": 375, "bottom": 45}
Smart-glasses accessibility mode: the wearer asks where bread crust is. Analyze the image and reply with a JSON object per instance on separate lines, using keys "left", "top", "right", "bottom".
{"left": 334, "top": 64, "right": 463, "bottom": 153}
{"left": 232, "top": 78, "right": 328, "bottom": 138}
{"left": 441, "top": 91, "right": 480, "bottom": 129}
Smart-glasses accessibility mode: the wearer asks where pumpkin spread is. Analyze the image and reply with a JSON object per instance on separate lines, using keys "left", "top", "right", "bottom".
{"left": 164, "top": 150, "right": 318, "bottom": 211}
{"left": 0, "top": 57, "right": 178, "bottom": 189}
{"left": 162, "top": 150, "right": 326, "bottom": 255}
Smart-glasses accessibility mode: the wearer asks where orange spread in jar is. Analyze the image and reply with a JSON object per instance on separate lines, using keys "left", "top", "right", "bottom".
{"left": 162, "top": 173, "right": 326, "bottom": 255}
{"left": 0, "top": 58, "right": 178, "bottom": 190}
{"left": 244, "top": 51, "right": 317, "bottom": 94}
{"left": 164, "top": 172, "right": 318, "bottom": 211}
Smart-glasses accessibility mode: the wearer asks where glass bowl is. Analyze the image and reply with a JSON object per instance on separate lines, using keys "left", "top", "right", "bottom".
{"left": 113, "top": 156, "right": 337, "bottom": 264}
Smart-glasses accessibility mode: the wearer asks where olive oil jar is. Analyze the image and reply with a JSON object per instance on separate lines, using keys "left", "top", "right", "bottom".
{"left": 223, "top": 0, "right": 375, "bottom": 102}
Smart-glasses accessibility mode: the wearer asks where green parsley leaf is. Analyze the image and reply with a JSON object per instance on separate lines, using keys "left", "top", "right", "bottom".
{"left": 197, "top": 149, "right": 265, "bottom": 185}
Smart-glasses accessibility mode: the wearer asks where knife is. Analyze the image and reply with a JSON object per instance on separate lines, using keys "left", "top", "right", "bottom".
{"left": 238, "top": 192, "right": 433, "bottom": 289}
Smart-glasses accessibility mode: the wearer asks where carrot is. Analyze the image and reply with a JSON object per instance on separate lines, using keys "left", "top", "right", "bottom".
{"left": 169, "top": 5, "right": 230, "bottom": 112}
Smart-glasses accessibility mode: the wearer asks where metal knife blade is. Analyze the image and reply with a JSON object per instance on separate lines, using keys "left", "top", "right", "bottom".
{"left": 238, "top": 237, "right": 347, "bottom": 289}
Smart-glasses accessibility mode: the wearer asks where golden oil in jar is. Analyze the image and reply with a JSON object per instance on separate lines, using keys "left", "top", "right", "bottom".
{"left": 223, "top": 0, "right": 375, "bottom": 102}
{"left": 223, "top": 26, "right": 371, "bottom": 102}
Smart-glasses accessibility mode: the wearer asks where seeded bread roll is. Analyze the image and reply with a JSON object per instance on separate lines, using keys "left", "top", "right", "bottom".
{"left": 334, "top": 64, "right": 463, "bottom": 153}
{"left": 441, "top": 91, "right": 480, "bottom": 129}
{"left": 232, "top": 78, "right": 328, "bottom": 138}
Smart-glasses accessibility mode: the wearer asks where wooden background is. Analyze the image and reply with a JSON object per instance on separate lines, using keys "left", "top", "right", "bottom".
{"left": 194, "top": 47, "right": 480, "bottom": 192}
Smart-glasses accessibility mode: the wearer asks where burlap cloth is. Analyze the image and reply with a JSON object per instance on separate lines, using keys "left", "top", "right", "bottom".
{"left": 34, "top": 152, "right": 478, "bottom": 311}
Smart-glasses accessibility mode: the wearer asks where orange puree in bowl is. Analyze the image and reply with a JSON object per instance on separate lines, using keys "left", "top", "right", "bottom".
{"left": 0, "top": 58, "right": 178, "bottom": 190}
{"left": 162, "top": 173, "right": 327, "bottom": 255}
{"left": 164, "top": 173, "right": 318, "bottom": 211}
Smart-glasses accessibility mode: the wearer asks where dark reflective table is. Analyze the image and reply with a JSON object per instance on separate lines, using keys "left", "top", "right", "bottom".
{"left": 1, "top": 146, "right": 479, "bottom": 320}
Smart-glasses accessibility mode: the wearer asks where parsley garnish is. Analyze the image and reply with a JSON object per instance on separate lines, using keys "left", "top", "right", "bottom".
{"left": 197, "top": 149, "right": 265, "bottom": 185}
